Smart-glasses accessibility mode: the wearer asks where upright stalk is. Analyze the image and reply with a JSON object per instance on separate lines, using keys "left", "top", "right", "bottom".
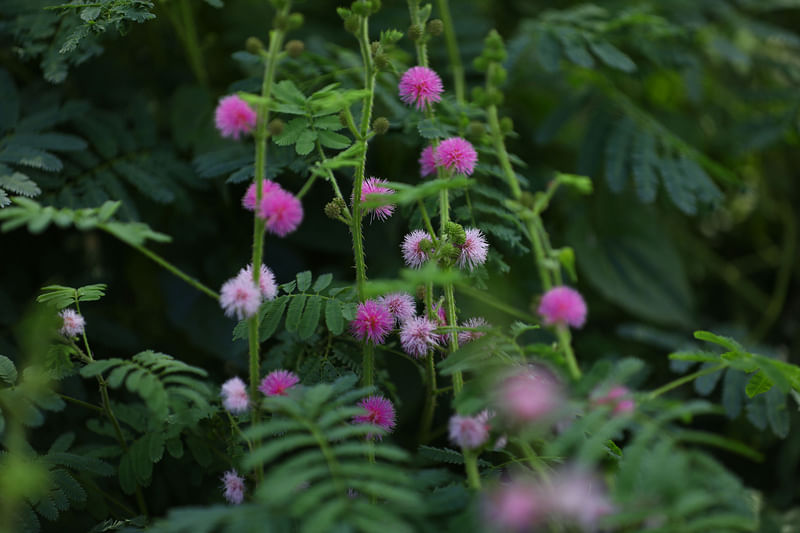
{"left": 435, "top": 0, "right": 465, "bottom": 104}
{"left": 463, "top": 448, "right": 481, "bottom": 489}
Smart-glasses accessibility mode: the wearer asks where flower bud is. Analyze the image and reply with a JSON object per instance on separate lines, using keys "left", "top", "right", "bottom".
{"left": 427, "top": 19, "right": 444, "bottom": 36}
{"left": 444, "top": 221, "right": 466, "bottom": 246}
{"left": 468, "top": 121, "right": 485, "bottom": 139}
{"left": 373, "top": 53, "right": 390, "bottom": 70}
{"left": 268, "top": 118, "right": 285, "bottom": 137}
{"left": 351, "top": 1, "right": 369, "bottom": 15}
{"left": 500, "top": 116, "right": 514, "bottom": 134}
{"left": 407, "top": 24, "right": 423, "bottom": 42}
{"left": 344, "top": 14, "right": 360, "bottom": 33}
{"left": 372, "top": 117, "right": 390, "bottom": 135}
{"left": 490, "top": 65, "right": 507, "bottom": 86}
{"left": 370, "top": 41, "right": 381, "bottom": 56}
{"left": 285, "top": 39, "right": 304, "bottom": 58}
{"left": 287, "top": 13, "right": 304, "bottom": 30}
{"left": 245, "top": 36, "right": 264, "bottom": 55}
{"left": 324, "top": 198, "right": 347, "bottom": 219}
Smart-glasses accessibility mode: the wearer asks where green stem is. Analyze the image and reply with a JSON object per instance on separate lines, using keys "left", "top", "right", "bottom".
{"left": 463, "top": 448, "right": 481, "bottom": 489}
{"left": 418, "top": 352, "right": 437, "bottom": 443}
{"left": 444, "top": 282, "right": 462, "bottom": 394}
{"left": 517, "top": 439, "right": 549, "bottom": 477}
{"left": 362, "top": 343, "right": 375, "bottom": 387}
{"left": 486, "top": 100, "right": 521, "bottom": 200}
{"left": 417, "top": 199, "right": 438, "bottom": 242}
{"left": 556, "top": 325, "right": 581, "bottom": 380}
{"left": 59, "top": 393, "right": 104, "bottom": 414}
{"left": 435, "top": 0, "right": 465, "bottom": 104}
{"left": 647, "top": 363, "right": 727, "bottom": 401}
{"left": 407, "top": 0, "right": 430, "bottom": 67}
{"left": 177, "top": 0, "right": 208, "bottom": 85}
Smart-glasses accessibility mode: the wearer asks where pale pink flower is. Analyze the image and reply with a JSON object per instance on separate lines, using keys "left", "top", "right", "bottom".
{"left": 258, "top": 188, "right": 303, "bottom": 237}
{"left": 242, "top": 180, "right": 282, "bottom": 211}
{"left": 355, "top": 177, "right": 395, "bottom": 222}
{"left": 353, "top": 395, "right": 396, "bottom": 438}
{"left": 546, "top": 469, "right": 614, "bottom": 529}
{"left": 259, "top": 369, "right": 300, "bottom": 397}
{"left": 458, "top": 317, "right": 489, "bottom": 345}
{"left": 483, "top": 481, "right": 544, "bottom": 532}
{"left": 592, "top": 385, "right": 635, "bottom": 416}
{"left": 538, "top": 286, "right": 587, "bottom": 328}
{"left": 221, "top": 377, "right": 250, "bottom": 414}
{"left": 398, "top": 66, "right": 443, "bottom": 110}
{"left": 457, "top": 227, "right": 489, "bottom": 269}
{"left": 448, "top": 414, "right": 489, "bottom": 449}
{"left": 432, "top": 302, "right": 450, "bottom": 345}
{"left": 399, "top": 316, "right": 439, "bottom": 358}
{"left": 350, "top": 300, "right": 393, "bottom": 345}
{"left": 215, "top": 95, "right": 257, "bottom": 140}
{"left": 378, "top": 292, "right": 416, "bottom": 325}
{"left": 239, "top": 263, "right": 278, "bottom": 301}
{"left": 435, "top": 137, "right": 477, "bottom": 176}
{"left": 221, "top": 469, "right": 246, "bottom": 504}
{"left": 59, "top": 309, "right": 85, "bottom": 337}
{"left": 219, "top": 275, "right": 262, "bottom": 320}
{"left": 497, "top": 368, "right": 562, "bottom": 424}
{"left": 419, "top": 145, "right": 437, "bottom": 177}
{"left": 401, "top": 230, "right": 433, "bottom": 268}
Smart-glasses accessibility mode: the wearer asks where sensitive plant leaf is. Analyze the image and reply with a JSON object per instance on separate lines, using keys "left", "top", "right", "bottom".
{"left": 324, "top": 300, "right": 344, "bottom": 335}
{"left": 298, "top": 296, "right": 322, "bottom": 340}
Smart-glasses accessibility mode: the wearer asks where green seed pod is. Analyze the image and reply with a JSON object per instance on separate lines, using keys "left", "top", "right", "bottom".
{"left": 444, "top": 221, "right": 466, "bottom": 246}
{"left": 372, "top": 117, "right": 390, "bottom": 135}
{"left": 245, "top": 37, "right": 264, "bottom": 55}
{"left": 407, "top": 24, "right": 423, "bottom": 42}
{"left": 285, "top": 39, "right": 304, "bottom": 58}
{"left": 268, "top": 118, "right": 285, "bottom": 137}
{"left": 426, "top": 19, "right": 444, "bottom": 36}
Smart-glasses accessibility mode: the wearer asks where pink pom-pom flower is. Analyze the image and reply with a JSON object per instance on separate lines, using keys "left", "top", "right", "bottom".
{"left": 350, "top": 300, "right": 393, "bottom": 345}
{"left": 483, "top": 481, "right": 544, "bottom": 532}
{"left": 220, "top": 275, "right": 262, "bottom": 320}
{"left": 497, "top": 369, "right": 562, "bottom": 424}
{"left": 538, "top": 286, "right": 587, "bottom": 329}
{"left": 435, "top": 137, "right": 478, "bottom": 176}
{"left": 59, "top": 309, "right": 85, "bottom": 337}
{"left": 378, "top": 292, "right": 416, "bottom": 325}
{"left": 448, "top": 413, "right": 490, "bottom": 449}
{"left": 398, "top": 66, "right": 444, "bottom": 110}
{"left": 457, "top": 227, "right": 489, "bottom": 270}
{"left": 592, "top": 385, "right": 635, "bottom": 416}
{"left": 215, "top": 95, "right": 257, "bottom": 140}
{"left": 399, "top": 316, "right": 439, "bottom": 358}
{"left": 239, "top": 263, "right": 278, "bottom": 301}
{"left": 242, "top": 180, "right": 282, "bottom": 211}
{"left": 458, "top": 317, "right": 489, "bottom": 345}
{"left": 259, "top": 369, "right": 300, "bottom": 397}
{"left": 221, "top": 377, "right": 250, "bottom": 414}
{"left": 419, "top": 145, "right": 437, "bottom": 177}
{"left": 221, "top": 469, "right": 246, "bottom": 505}
{"left": 546, "top": 468, "right": 614, "bottom": 528}
{"left": 401, "top": 229, "right": 434, "bottom": 268}
{"left": 353, "top": 395, "right": 396, "bottom": 438}
{"left": 258, "top": 187, "right": 304, "bottom": 237}
{"left": 355, "top": 177, "right": 395, "bottom": 222}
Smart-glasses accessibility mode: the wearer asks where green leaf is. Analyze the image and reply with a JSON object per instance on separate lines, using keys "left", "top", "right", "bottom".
{"left": 588, "top": 40, "right": 636, "bottom": 72}
{"left": 660, "top": 155, "right": 696, "bottom": 215}
{"left": 296, "top": 271, "right": 312, "bottom": 292}
{"left": 272, "top": 80, "right": 307, "bottom": 106}
{"left": 118, "top": 453, "right": 136, "bottom": 494}
{"left": 604, "top": 117, "right": 632, "bottom": 192}
{"left": 285, "top": 295, "right": 308, "bottom": 333}
{"left": 558, "top": 31, "right": 595, "bottom": 68}
{"left": 0, "top": 172, "right": 41, "bottom": 197}
{"left": 273, "top": 118, "right": 309, "bottom": 146}
{"left": 314, "top": 116, "right": 345, "bottom": 131}
{"left": 669, "top": 351, "right": 720, "bottom": 363}
{"left": 260, "top": 296, "right": 289, "bottom": 341}
{"left": 0, "top": 355, "right": 17, "bottom": 385}
{"left": 324, "top": 299, "right": 344, "bottom": 335}
{"left": 298, "top": 295, "right": 322, "bottom": 340}
{"left": 745, "top": 371, "right": 772, "bottom": 398}
{"left": 317, "top": 130, "right": 351, "bottom": 150}
{"left": 0, "top": 69, "right": 19, "bottom": 133}
{"left": 631, "top": 132, "right": 658, "bottom": 203}
{"left": 417, "top": 119, "right": 453, "bottom": 139}
{"left": 312, "top": 273, "right": 333, "bottom": 293}
{"left": 295, "top": 130, "right": 317, "bottom": 155}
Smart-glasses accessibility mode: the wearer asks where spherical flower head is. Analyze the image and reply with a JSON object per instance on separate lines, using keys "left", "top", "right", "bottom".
{"left": 350, "top": 300, "right": 393, "bottom": 345}
{"left": 435, "top": 137, "right": 478, "bottom": 176}
{"left": 448, "top": 414, "right": 489, "bottom": 449}
{"left": 355, "top": 177, "right": 395, "bottom": 222}
{"left": 378, "top": 292, "right": 416, "bottom": 325}
{"left": 546, "top": 468, "right": 614, "bottom": 528}
{"left": 242, "top": 180, "right": 282, "bottom": 211}
{"left": 259, "top": 369, "right": 300, "bottom": 397}
{"left": 592, "top": 385, "right": 635, "bottom": 416}
{"left": 215, "top": 95, "right": 257, "bottom": 140}
{"left": 59, "top": 308, "right": 85, "bottom": 337}
{"left": 221, "top": 469, "right": 246, "bottom": 505}
{"left": 401, "top": 230, "right": 434, "bottom": 268}
{"left": 353, "top": 395, "right": 396, "bottom": 438}
{"left": 398, "top": 66, "right": 443, "bottom": 110}
{"left": 220, "top": 275, "right": 262, "bottom": 320}
{"left": 258, "top": 188, "right": 303, "bottom": 237}
{"left": 458, "top": 317, "right": 489, "bottom": 345}
{"left": 497, "top": 369, "right": 562, "bottom": 424}
{"left": 239, "top": 263, "right": 278, "bottom": 301}
{"left": 399, "top": 316, "right": 439, "bottom": 358}
{"left": 538, "top": 286, "right": 587, "bottom": 329}
{"left": 457, "top": 227, "right": 489, "bottom": 270}
{"left": 419, "top": 145, "right": 437, "bottom": 177}
{"left": 483, "top": 481, "right": 544, "bottom": 532}
{"left": 221, "top": 377, "right": 250, "bottom": 414}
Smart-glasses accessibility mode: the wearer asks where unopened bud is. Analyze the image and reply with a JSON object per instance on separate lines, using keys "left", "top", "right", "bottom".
{"left": 374, "top": 53, "right": 390, "bottom": 70}
{"left": 370, "top": 41, "right": 381, "bottom": 55}
{"left": 268, "top": 118, "right": 285, "bottom": 137}
{"left": 351, "top": 1, "right": 368, "bottom": 15}
{"left": 344, "top": 15, "right": 360, "bottom": 33}
{"left": 407, "top": 24, "right": 423, "bottom": 42}
{"left": 372, "top": 117, "right": 390, "bottom": 135}
{"left": 500, "top": 116, "right": 514, "bottom": 134}
{"left": 285, "top": 39, "right": 304, "bottom": 58}
{"left": 415, "top": 285, "right": 426, "bottom": 302}
{"left": 468, "top": 121, "right": 485, "bottom": 139}
{"left": 324, "top": 198, "right": 347, "bottom": 219}
{"left": 444, "top": 221, "right": 466, "bottom": 246}
{"left": 287, "top": 13, "right": 304, "bottom": 30}
{"left": 427, "top": 19, "right": 444, "bottom": 36}
{"left": 245, "top": 36, "right": 264, "bottom": 55}
{"left": 438, "top": 243, "right": 460, "bottom": 266}
{"left": 273, "top": 14, "right": 289, "bottom": 30}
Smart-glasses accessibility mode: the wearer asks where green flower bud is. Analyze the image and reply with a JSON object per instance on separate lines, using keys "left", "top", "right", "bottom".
{"left": 468, "top": 121, "right": 485, "bottom": 139}
{"left": 273, "top": 14, "right": 289, "bottom": 31}
{"left": 324, "top": 198, "right": 347, "bottom": 219}
{"left": 370, "top": 0, "right": 382, "bottom": 13}
{"left": 418, "top": 237, "right": 435, "bottom": 255}
{"left": 487, "top": 87, "right": 504, "bottom": 106}
{"left": 438, "top": 242, "right": 460, "bottom": 266}
{"left": 444, "top": 221, "right": 466, "bottom": 246}
{"left": 351, "top": 1, "right": 369, "bottom": 15}
{"left": 471, "top": 86, "right": 487, "bottom": 106}
{"left": 407, "top": 24, "right": 423, "bottom": 42}
{"left": 473, "top": 56, "right": 489, "bottom": 72}
{"left": 370, "top": 41, "right": 381, "bottom": 56}
{"left": 500, "top": 116, "right": 514, "bottom": 134}
{"left": 344, "top": 15, "right": 360, "bottom": 33}
{"left": 285, "top": 39, "right": 304, "bottom": 58}
{"left": 268, "top": 118, "right": 285, "bottom": 137}
{"left": 372, "top": 117, "right": 390, "bottom": 135}
{"left": 426, "top": 19, "right": 444, "bottom": 36}
{"left": 374, "top": 53, "right": 390, "bottom": 70}
{"left": 415, "top": 285, "right": 426, "bottom": 302}
{"left": 490, "top": 65, "right": 507, "bottom": 87}
{"left": 245, "top": 36, "right": 264, "bottom": 55}
{"left": 287, "top": 13, "right": 304, "bottom": 30}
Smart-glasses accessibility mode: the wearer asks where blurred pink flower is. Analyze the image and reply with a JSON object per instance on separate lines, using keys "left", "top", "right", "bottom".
{"left": 592, "top": 385, "right": 635, "bottom": 416}
{"left": 497, "top": 368, "right": 562, "bottom": 424}
{"left": 378, "top": 292, "right": 416, "bottom": 325}
{"left": 458, "top": 317, "right": 488, "bottom": 345}
{"left": 239, "top": 263, "right": 277, "bottom": 301}
{"left": 435, "top": 137, "right": 477, "bottom": 175}
{"left": 401, "top": 230, "right": 433, "bottom": 268}
{"left": 221, "top": 377, "right": 249, "bottom": 414}
{"left": 399, "top": 316, "right": 439, "bottom": 358}
{"left": 419, "top": 145, "right": 437, "bottom": 177}
{"left": 220, "top": 275, "right": 262, "bottom": 320}
{"left": 215, "top": 95, "right": 257, "bottom": 140}
{"left": 355, "top": 177, "right": 395, "bottom": 222}
{"left": 242, "top": 180, "right": 281, "bottom": 211}
{"left": 457, "top": 227, "right": 489, "bottom": 270}
{"left": 398, "top": 66, "right": 443, "bottom": 110}
{"left": 538, "top": 286, "right": 587, "bottom": 328}
{"left": 221, "top": 469, "right": 246, "bottom": 504}
{"left": 448, "top": 413, "right": 490, "bottom": 449}
{"left": 483, "top": 481, "right": 544, "bottom": 532}
{"left": 258, "top": 188, "right": 303, "bottom": 237}
{"left": 546, "top": 468, "right": 614, "bottom": 529}
{"left": 350, "top": 300, "right": 393, "bottom": 344}
{"left": 259, "top": 369, "right": 300, "bottom": 397}
{"left": 59, "top": 309, "right": 85, "bottom": 337}
{"left": 353, "top": 395, "right": 396, "bottom": 437}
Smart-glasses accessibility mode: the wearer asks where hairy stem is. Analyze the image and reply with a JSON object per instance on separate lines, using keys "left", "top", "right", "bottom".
{"left": 556, "top": 325, "right": 581, "bottom": 380}
{"left": 418, "top": 351, "right": 437, "bottom": 443}
{"left": 407, "top": 0, "right": 430, "bottom": 67}
{"left": 435, "top": 0, "right": 465, "bottom": 104}
{"left": 463, "top": 448, "right": 481, "bottom": 489}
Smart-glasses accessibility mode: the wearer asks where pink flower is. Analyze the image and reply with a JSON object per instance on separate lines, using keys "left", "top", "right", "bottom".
{"left": 448, "top": 414, "right": 489, "bottom": 449}
{"left": 378, "top": 292, "right": 416, "bottom": 325}
{"left": 220, "top": 275, "right": 262, "bottom": 320}
{"left": 215, "top": 95, "right": 257, "bottom": 140}
{"left": 435, "top": 137, "right": 477, "bottom": 176}
{"left": 239, "top": 264, "right": 278, "bottom": 301}
{"left": 497, "top": 369, "right": 562, "bottom": 424}
{"left": 350, "top": 300, "right": 393, "bottom": 345}
{"left": 483, "top": 481, "right": 544, "bottom": 532}
{"left": 546, "top": 469, "right": 614, "bottom": 528}
{"left": 401, "top": 230, "right": 433, "bottom": 268}
{"left": 538, "top": 286, "right": 587, "bottom": 328}
{"left": 221, "top": 377, "right": 250, "bottom": 414}
{"left": 59, "top": 309, "right": 85, "bottom": 337}
{"left": 242, "top": 180, "right": 282, "bottom": 211}
{"left": 258, "top": 188, "right": 303, "bottom": 237}
{"left": 355, "top": 177, "right": 395, "bottom": 222}
{"left": 259, "top": 369, "right": 300, "bottom": 397}
{"left": 399, "top": 316, "right": 439, "bottom": 358}
{"left": 398, "top": 66, "right": 444, "bottom": 110}
{"left": 353, "top": 395, "right": 396, "bottom": 437}
{"left": 432, "top": 302, "right": 450, "bottom": 345}
{"left": 419, "top": 145, "right": 437, "bottom": 177}
{"left": 592, "top": 385, "right": 635, "bottom": 416}
{"left": 458, "top": 317, "right": 488, "bottom": 345}
{"left": 221, "top": 469, "right": 246, "bottom": 504}
{"left": 457, "top": 227, "right": 489, "bottom": 269}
